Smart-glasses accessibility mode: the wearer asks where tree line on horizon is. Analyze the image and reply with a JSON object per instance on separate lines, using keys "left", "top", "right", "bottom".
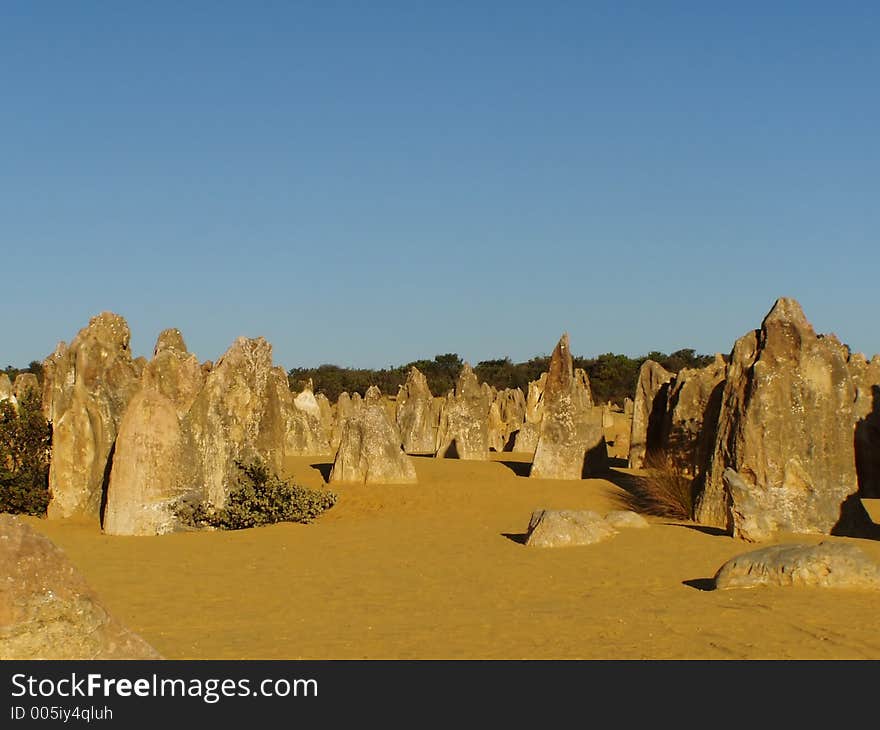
{"left": 287, "top": 349, "right": 715, "bottom": 406}
{"left": 5, "top": 349, "right": 715, "bottom": 409}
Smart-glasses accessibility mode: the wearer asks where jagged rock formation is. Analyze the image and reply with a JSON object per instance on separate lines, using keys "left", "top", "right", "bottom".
{"left": 331, "top": 392, "right": 355, "bottom": 451}
{"left": 396, "top": 367, "right": 439, "bottom": 454}
{"left": 284, "top": 382, "right": 332, "bottom": 456}
{"left": 694, "top": 298, "right": 871, "bottom": 540}
{"left": 531, "top": 334, "right": 607, "bottom": 479}
{"left": 435, "top": 364, "right": 491, "bottom": 460}
{"left": 713, "top": 541, "right": 880, "bottom": 590}
{"left": 315, "top": 392, "right": 335, "bottom": 447}
{"left": 44, "top": 312, "right": 141, "bottom": 520}
{"left": 0, "top": 515, "right": 161, "bottom": 659}
{"left": 512, "top": 373, "right": 546, "bottom": 454}
{"left": 13, "top": 373, "right": 39, "bottom": 401}
{"left": 487, "top": 399, "right": 506, "bottom": 452}
{"left": 183, "top": 337, "right": 287, "bottom": 508}
{"left": 329, "top": 386, "right": 417, "bottom": 484}
{"left": 102, "top": 386, "right": 188, "bottom": 536}
{"left": 140, "top": 328, "right": 205, "bottom": 418}
{"left": 659, "top": 354, "right": 727, "bottom": 475}
{"left": 628, "top": 360, "right": 674, "bottom": 469}
{"left": 102, "top": 330, "right": 204, "bottom": 536}
{"left": 492, "top": 387, "right": 526, "bottom": 451}
{"left": 849, "top": 353, "right": 880, "bottom": 498}
{"left": 0, "top": 373, "right": 12, "bottom": 404}
{"left": 603, "top": 407, "right": 632, "bottom": 460}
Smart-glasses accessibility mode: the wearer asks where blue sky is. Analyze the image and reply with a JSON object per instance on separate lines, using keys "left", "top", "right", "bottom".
{"left": 2, "top": 2, "right": 878, "bottom": 369}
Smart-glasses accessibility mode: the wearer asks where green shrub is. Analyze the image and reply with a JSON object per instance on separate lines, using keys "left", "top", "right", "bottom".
{"left": 177, "top": 459, "right": 337, "bottom": 530}
{"left": 0, "top": 390, "right": 51, "bottom": 515}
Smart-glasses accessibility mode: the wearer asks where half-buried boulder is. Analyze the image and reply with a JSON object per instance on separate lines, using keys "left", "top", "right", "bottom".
{"left": 525, "top": 509, "right": 617, "bottom": 547}
{"left": 713, "top": 541, "right": 880, "bottom": 590}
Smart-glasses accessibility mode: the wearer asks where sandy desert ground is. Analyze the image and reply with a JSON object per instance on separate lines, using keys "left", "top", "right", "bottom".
{"left": 20, "top": 453, "right": 880, "bottom": 660}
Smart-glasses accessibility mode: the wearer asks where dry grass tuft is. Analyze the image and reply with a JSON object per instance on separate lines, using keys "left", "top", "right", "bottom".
{"left": 613, "top": 451, "right": 695, "bottom": 521}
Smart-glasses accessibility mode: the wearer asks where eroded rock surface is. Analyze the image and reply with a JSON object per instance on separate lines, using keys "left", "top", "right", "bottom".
{"left": 713, "top": 541, "right": 880, "bottom": 590}
{"left": 330, "top": 387, "right": 417, "bottom": 484}
{"left": 0, "top": 515, "right": 161, "bottom": 659}
{"left": 695, "top": 298, "right": 869, "bottom": 540}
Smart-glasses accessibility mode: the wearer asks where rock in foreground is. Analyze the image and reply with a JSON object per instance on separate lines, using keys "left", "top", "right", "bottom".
{"left": 525, "top": 509, "right": 617, "bottom": 547}
{"left": 0, "top": 515, "right": 161, "bottom": 659}
{"left": 713, "top": 541, "right": 880, "bottom": 590}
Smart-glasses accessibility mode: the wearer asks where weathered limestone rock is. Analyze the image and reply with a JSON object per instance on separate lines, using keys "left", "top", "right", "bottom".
{"left": 0, "top": 515, "right": 161, "bottom": 659}
{"left": 12, "top": 373, "right": 39, "bottom": 401}
{"left": 284, "top": 381, "right": 332, "bottom": 456}
{"left": 140, "top": 328, "right": 204, "bottom": 418}
{"left": 396, "top": 367, "right": 439, "bottom": 454}
{"left": 849, "top": 353, "right": 880, "bottom": 498}
{"left": 695, "top": 298, "right": 869, "bottom": 540}
{"left": 41, "top": 341, "right": 70, "bottom": 423}
{"left": 496, "top": 387, "right": 526, "bottom": 449}
{"left": 605, "top": 510, "right": 649, "bottom": 529}
{"left": 531, "top": 334, "right": 607, "bottom": 479}
{"left": 331, "top": 392, "right": 355, "bottom": 450}
{"left": 660, "top": 354, "right": 727, "bottom": 475}
{"left": 603, "top": 409, "right": 632, "bottom": 460}
{"left": 0, "top": 373, "right": 13, "bottom": 404}
{"left": 573, "top": 368, "right": 593, "bottom": 410}
{"left": 713, "top": 541, "right": 880, "bottom": 590}
{"left": 103, "top": 387, "right": 188, "bottom": 536}
{"left": 315, "top": 392, "right": 335, "bottom": 443}
{"left": 488, "top": 387, "right": 526, "bottom": 452}
{"left": 182, "top": 337, "right": 286, "bottom": 508}
{"left": 487, "top": 400, "right": 507, "bottom": 452}
{"left": 513, "top": 373, "right": 546, "bottom": 454}
{"left": 628, "top": 360, "right": 674, "bottom": 469}
{"left": 525, "top": 509, "right": 617, "bottom": 547}
{"left": 45, "top": 313, "right": 141, "bottom": 520}
{"left": 329, "top": 387, "right": 417, "bottom": 484}
{"left": 435, "top": 364, "right": 491, "bottom": 460}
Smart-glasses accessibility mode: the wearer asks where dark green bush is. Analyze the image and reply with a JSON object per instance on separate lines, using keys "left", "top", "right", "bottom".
{"left": 0, "top": 390, "right": 51, "bottom": 515}
{"left": 177, "top": 459, "right": 337, "bottom": 530}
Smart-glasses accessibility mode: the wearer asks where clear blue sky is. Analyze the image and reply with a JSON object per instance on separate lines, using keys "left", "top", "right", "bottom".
{"left": 3, "top": 2, "right": 878, "bottom": 370}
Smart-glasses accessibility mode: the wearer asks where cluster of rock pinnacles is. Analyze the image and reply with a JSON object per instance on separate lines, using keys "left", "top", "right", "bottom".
{"left": 2, "top": 296, "right": 874, "bottom": 543}
{"left": 3, "top": 296, "right": 880, "bottom": 659}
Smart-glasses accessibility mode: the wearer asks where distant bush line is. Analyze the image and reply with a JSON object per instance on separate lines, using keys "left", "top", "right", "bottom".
{"left": 2, "top": 361, "right": 43, "bottom": 384}
{"left": 288, "top": 349, "right": 715, "bottom": 407}
{"left": 6, "top": 348, "right": 714, "bottom": 410}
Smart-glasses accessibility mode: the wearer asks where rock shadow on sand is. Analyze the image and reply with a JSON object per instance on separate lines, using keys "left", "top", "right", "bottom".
{"left": 310, "top": 462, "right": 334, "bottom": 483}
{"left": 498, "top": 460, "right": 532, "bottom": 478}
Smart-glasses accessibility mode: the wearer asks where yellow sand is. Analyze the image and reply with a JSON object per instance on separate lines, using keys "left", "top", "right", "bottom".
{"left": 20, "top": 454, "right": 880, "bottom": 660}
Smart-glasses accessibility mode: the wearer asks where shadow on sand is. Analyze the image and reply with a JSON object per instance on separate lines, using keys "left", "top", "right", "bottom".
{"left": 310, "top": 463, "right": 333, "bottom": 482}
{"left": 498, "top": 460, "right": 532, "bottom": 478}
{"left": 682, "top": 578, "right": 716, "bottom": 592}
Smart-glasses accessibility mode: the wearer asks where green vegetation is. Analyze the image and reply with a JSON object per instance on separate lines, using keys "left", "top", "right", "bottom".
{"left": 0, "top": 390, "right": 51, "bottom": 516}
{"left": 289, "top": 348, "right": 714, "bottom": 406}
{"left": 176, "top": 460, "right": 337, "bottom": 531}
